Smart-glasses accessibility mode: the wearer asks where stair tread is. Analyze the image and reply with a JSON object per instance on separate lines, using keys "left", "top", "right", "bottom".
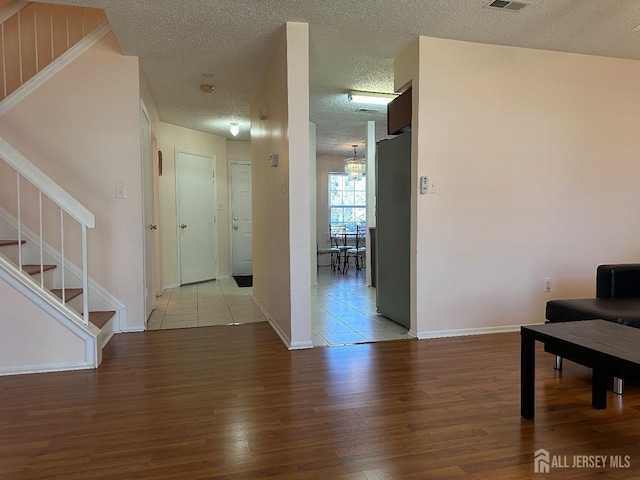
{"left": 51, "top": 288, "right": 83, "bottom": 302}
{"left": 22, "top": 264, "right": 57, "bottom": 275}
{"left": 87, "top": 311, "right": 116, "bottom": 329}
{"left": 0, "top": 240, "right": 26, "bottom": 247}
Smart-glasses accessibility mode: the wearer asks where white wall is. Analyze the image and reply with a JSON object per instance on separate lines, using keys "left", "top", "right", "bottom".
{"left": 396, "top": 36, "right": 640, "bottom": 338}
{"left": 250, "top": 22, "right": 311, "bottom": 348}
{"left": 310, "top": 122, "right": 317, "bottom": 286}
{"left": 0, "top": 32, "right": 146, "bottom": 330}
{"left": 286, "top": 23, "right": 311, "bottom": 348}
{"left": 157, "top": 122, "right": 229, "bottom": 287}
{"left": 0, "top": 280, "right": 87, "bottom": 373}
{"left": 227, "top": 141, "right": 251, "bottom": 162}
{"left": 365, "top": 121, "right": 376, "bottom": 286}
{"left": 316, "top": 154, "right": 345, "bottom": 246}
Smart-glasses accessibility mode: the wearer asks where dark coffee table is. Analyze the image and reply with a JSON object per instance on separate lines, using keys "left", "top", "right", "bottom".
{"left": 521, "top": 320, "right": 640, "bottom": 419}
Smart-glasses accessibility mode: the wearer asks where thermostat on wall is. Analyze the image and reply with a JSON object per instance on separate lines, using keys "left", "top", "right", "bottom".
{"left": 269, "top": 154, "right": 278, "bottom": 167}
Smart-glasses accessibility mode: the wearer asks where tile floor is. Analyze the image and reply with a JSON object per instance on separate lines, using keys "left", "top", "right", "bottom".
{"left": 148, "top": 268, "right": 411, "bottom": 348}
{"left": 311, "top": 267, "right": 411, "bottom": 346}
{"left": 147, "top": 277, "right": 264, "bottom": 330}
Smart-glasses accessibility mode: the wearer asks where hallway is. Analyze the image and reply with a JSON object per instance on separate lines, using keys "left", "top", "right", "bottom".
{"left": 148, "top": 269, "right": 411, "bottom": 347}
{"left": 312, "top": 268, "right": 411, "bottom": 346}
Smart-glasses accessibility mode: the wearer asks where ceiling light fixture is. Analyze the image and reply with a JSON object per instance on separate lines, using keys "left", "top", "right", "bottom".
{"left": 200, "top": 84, "right": 215, "bottom": 93}
{"left": 348, "top": 91, "right": 397, "bottom": 105}
{"left": 344, "top": 145, "right": 366, "bottom": 180}
{"left": 229, "top": 122, "right": 240, "bottom": 136}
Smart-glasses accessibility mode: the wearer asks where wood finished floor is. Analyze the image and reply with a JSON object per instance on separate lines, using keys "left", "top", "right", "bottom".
{"left": 3, "top": 324, "right": 640, "bottom": 479}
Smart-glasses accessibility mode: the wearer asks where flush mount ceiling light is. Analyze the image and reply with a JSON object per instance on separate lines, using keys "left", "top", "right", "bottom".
{"left": 200, "top": 84, "right": 215, "bottom": 93}
{"left": 344, "top": 145, "right": 366, "bottom": 180}
{"left": 348, "top": 91, "right": 397, "bottom": 105}
{"left": 229, "top": 122, "right": 240, "bottom": 136}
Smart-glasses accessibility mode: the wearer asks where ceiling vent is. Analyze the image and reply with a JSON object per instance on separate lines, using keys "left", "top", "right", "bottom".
{"left": 486, "top": 0, "right": 528, "bottom": 12}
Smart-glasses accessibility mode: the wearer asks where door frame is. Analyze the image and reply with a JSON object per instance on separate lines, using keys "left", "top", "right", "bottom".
{"left": 228, "top": 160, "right": 251, "bottom": 276}
{"left": 140, "top": 100, "right": 155, "bottom": 321}
{"left": 175, "top": 148, "right": 218, "bottom": 285}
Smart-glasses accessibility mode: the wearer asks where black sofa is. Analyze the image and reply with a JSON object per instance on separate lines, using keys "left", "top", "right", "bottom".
{"left": 545, "top": 264, "right": 640, "bottom": 394}
{"left": 546, "top": 264, "right": 640, "bottom": 327}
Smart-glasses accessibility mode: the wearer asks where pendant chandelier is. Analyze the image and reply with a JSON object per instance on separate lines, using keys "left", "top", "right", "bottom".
{"left": 344, "top": 144, "right": 366, "bottom": 180}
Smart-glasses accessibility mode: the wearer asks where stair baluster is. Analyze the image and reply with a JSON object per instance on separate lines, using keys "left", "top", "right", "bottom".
{"left": 1, "top": 137, "right": 94, "bottom": 327}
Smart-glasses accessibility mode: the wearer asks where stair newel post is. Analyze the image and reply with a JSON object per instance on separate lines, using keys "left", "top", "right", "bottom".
{"left": 60, "top": 208, "right": 65, "bottom": 303}
{"left": 82, "top": 224, "right": 89, "bottom": 326}
{"left": 38, "top": 191, "right": 44, "bottom": 289}
{"left": 16, "top": 172, "right": 22, "bottom": 270}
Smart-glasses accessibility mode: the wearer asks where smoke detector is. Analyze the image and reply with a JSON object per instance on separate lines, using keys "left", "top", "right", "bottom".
{"left": 485, "top": 0, "right": 528, "bottom": 12}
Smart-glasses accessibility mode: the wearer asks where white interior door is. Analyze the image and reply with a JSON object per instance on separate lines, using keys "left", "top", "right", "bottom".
{"left": 229, "top": 162, "right": 252, "bottom": 275}
{"left": 140, "top": 103, "right": 155, "bottom": 321}
{"left": 176, "top": 150, "right": 217, "bottom": 284}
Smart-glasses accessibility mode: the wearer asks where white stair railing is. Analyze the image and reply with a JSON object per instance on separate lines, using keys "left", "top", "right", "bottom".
{"left": 0, "top": 136, "right": 94, "bottom": 326}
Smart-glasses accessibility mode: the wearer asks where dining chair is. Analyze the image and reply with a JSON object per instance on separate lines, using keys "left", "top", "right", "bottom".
{"left": 330, "top": 224, "right": 350, "bottom": 272}
{"left": 317, "top": 233, "right": 340, "bottom": 270}
{"left": 345, "top": 225, "right": 366, "bottom": 272}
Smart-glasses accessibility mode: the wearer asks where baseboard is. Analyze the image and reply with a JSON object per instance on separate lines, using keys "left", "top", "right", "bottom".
{"left": 163, "top": 283, "right": 179, "bottom": 290}
{"left": 416, "top": 324, "right": 522, "bottom": 339}
{"left": 289, "top": 339, "right": 314, "bottom": 350}
{"left": 0, "top": 361, "right": 93, "bottom": 376}
{"left": 267, "top": 317, "right": 294, "bottom": 349}
{"left": 119, "top": 326, "right": 145, "bottom": 333}
{"left": 252, "top": 296, "right": 294, "bottom": 349}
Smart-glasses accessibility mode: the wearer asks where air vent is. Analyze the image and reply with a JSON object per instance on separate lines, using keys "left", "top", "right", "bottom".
{"left": 357, "top": 108, "right": 383, "bottom": 114}
{"left": 486, "top": 0, "right": 528, "bottom": 12}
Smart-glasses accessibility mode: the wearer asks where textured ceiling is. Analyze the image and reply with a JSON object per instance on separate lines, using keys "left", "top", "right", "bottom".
{"left": 45, "top": 0, "right": 640, "bottom": 156}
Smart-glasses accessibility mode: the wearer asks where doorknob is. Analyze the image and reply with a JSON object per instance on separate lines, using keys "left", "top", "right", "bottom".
{"left": 148, "top": 224, "right": 158, "bottom": 230}
{"left": 234, "top": 216, "right": 238, "bottom": 221}
{"left": 180, "top": 224, "right": 187, "bottom": 229}
{"left": 233, "top": 225, "right": 239, "bottom": 230}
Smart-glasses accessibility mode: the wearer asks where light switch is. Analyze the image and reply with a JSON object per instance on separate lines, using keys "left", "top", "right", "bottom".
{"left": 420, "top": 176, "right": 428, "bottom": 194}
{"left": 116, "top": 184, "right": 126, "bottom": 199}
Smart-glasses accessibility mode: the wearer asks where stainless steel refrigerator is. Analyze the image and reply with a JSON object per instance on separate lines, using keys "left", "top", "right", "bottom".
{"left": 375, "top": 131, "right": 411, "bottom": 328}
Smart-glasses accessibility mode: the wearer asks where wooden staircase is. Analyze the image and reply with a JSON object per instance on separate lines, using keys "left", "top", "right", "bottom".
{"left": 0, "top": 3, "right": 118, "bottom": 373}
{"left": 0, "top": 238, "right": 115, "bottom": 331}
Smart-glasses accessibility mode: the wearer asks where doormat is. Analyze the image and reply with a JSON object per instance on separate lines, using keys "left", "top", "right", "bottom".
{"left": 233, "top": 275, "right": 253, "bottom": 288}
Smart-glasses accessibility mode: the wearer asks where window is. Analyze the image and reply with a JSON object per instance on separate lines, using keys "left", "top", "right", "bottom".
{"left": 328, "top": 173, "right": 366, "bottom": 233}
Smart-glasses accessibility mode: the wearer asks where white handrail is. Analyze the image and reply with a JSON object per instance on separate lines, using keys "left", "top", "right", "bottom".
{"left": 0, "top": 137, "right": 95, "bottom": 228}
{"left": 1, "top": 136, "right": 95, "bottom": 327}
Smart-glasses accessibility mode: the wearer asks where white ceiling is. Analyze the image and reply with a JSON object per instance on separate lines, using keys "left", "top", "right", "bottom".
{"left": 46, "top": 0, "right": 640, "bottom": 156}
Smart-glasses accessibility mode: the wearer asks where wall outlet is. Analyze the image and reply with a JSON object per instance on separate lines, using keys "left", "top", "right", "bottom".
{"left": 428, "top": 177, "right": 437, "bottom": 194}
{"left": 544, "top": 277, "right": 552, "bottom": 293}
